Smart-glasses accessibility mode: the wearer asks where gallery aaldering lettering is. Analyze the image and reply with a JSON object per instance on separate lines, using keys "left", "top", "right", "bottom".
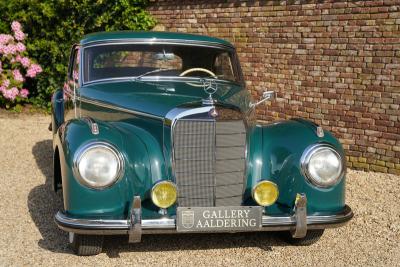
{"left": 196, "top": 209, "right": 257, "bottom": 228}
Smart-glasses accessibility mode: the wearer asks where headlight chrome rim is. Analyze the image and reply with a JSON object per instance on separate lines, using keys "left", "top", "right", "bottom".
{"left": 73, "top": 141, "right": 124, "bottom": 190}
{"left": 300, "top": 143, "right": 345, "bottom": 188}
{"left": 151, "top": 180, "right": 178, "bottom": 209}
{"left": 251, "top": 180, "right": 279, "bottom": 207}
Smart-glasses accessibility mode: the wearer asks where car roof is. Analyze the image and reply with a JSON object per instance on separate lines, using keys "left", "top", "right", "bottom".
{"left": 80, "top": 31, "right": 233, "bottom": 48}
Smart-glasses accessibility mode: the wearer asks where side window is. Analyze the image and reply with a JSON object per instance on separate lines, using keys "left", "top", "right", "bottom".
{"left": 214, "top": 52, "right": 235, "bottom": 82}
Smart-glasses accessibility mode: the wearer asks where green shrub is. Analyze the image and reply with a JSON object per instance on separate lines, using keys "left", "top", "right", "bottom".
{"left": 0, "top": 0, "right": 156, "bottom": 110}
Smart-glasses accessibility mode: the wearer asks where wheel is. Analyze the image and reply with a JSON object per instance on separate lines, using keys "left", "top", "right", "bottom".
{"left": 69, "top": 232, "right": 104, "bottom": 256}
{"left": 281, "top": 229, "right": 324, "bottom": 246}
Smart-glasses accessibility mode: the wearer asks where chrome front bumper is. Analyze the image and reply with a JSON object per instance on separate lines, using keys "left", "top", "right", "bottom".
{"left": 55, "top": 195, "right": 353, "bottom": 241}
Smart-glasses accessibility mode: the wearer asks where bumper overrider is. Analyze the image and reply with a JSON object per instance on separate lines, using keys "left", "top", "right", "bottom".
{"left": 55, "top": 195, "right": 353, "bottom": 242}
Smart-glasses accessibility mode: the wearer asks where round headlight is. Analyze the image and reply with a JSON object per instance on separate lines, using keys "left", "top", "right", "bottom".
{"left": 301, "top": 144, "right": 344, "bottom": 188}
{"left": 74, "top": 142, "right": 123, "bottom": 189}
{"left": 151, "top": 181, "right": 177, "bottom": 209}
{"left": 252, "top": 181, "right": 279, "bottom": 207}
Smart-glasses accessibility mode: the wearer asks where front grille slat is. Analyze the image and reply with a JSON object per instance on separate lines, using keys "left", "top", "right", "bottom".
{"left": 173, "top": 117, "right": 246, "bottom": 207}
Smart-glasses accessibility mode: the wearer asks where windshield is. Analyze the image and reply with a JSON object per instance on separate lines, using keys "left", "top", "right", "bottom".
{"left": 83, "top": 43, "right": 242, "bottom": 84}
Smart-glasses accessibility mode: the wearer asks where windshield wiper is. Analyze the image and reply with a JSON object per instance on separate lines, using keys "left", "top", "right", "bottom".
{"left": 134, "top": 68, "right": 169, "bottom": 81}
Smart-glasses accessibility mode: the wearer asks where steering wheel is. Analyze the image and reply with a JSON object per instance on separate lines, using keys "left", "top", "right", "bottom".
{"left": 179, "top": 68, "right": 217, "bottom": 78}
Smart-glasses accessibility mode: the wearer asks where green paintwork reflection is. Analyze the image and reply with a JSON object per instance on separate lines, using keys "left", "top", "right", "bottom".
{"left": 80, "top": 80, "right": 251, "bottom": 118}
{"left": 245, "top": 120, "right": 345, "bottom": 216}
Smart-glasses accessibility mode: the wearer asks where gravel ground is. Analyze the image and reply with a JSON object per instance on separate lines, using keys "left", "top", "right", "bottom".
{"left": 0, "top": 113, "right": 399, "bottom": 266}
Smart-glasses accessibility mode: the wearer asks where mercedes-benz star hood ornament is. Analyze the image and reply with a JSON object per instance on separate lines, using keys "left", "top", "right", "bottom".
{"left": 202, "top": 79, "right": 218, "bottom": 105}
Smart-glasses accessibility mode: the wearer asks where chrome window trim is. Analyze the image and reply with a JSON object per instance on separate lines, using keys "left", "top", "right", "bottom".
{"left": 72, "top": 141, "right": 125, "bottom": 190}
{"left": 300, "top": 143, "right": 345, "bottom": 188}
{"left": 81, "top": 40, "right": 243, "bottom": 86}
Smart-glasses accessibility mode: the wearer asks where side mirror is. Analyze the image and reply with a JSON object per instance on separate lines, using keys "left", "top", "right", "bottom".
{"left": 250, "top": 90, "right": 276, "bottom": 108}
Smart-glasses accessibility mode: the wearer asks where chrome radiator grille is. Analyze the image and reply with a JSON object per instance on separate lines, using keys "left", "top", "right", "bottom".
{"left": 173, "top": 119, "right": 246, "bottom": 207}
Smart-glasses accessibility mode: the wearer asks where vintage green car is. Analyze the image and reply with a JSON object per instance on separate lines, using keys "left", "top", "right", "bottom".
{"left": 51, "top": 31, "right": 353, "bottom": 255}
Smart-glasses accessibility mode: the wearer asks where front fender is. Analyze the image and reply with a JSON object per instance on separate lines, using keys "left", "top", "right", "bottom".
{"left": 246, "top": 119, "right": 346, "bottom": 215}
{"left": 51, "top": 89, "right": 64, "bottom": 138}
{"left": 55, "top": 118, "right": 162, "bottom": 219}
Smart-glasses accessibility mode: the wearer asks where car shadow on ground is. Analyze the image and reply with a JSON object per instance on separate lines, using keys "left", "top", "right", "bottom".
{"left": 29, "top": 140, "right": 288, "bottom": 257}
{"left": 29, "top": 139, "right": 69, "bottom": 254}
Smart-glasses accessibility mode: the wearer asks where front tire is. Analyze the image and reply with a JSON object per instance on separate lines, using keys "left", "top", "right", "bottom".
{"left": 281, "top": 229, "right": 324, "bottom": 246}
{"left": 69, "top": 233, "right": 104, "bottom": 256}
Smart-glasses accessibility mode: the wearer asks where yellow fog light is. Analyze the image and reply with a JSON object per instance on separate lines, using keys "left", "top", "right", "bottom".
{"left": 151, "top": 181, "right": 177, "bottom": 209}
{"left": 252, "top": 181, "right": 279, "bottom": 207}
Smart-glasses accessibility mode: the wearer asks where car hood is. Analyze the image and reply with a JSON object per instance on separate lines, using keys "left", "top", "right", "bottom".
{"left": 79, "top": 79, "right": 252, "bottom": 118}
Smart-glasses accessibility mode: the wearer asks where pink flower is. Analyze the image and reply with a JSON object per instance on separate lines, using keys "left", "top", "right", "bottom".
{"left": 3, "top": 87, "right": 19, "bottom": 100}
{"left": 13, "top": 69, "right": 24, "bottom": 82}
{"left": 73, "top": 70, "right": 79, "bottom": 80}
{"left": 0, "top": 34, "right": 13, "bottom": 45}
{"left": 2, "top": 79, "right": 10, "bottom": 88}
{"left": 14, "top": 30, "right": 25, "bottom": 41}
{"left": 11, "top": 21, "right": 22, "bottom": 32}
{"left": 19, "top": 57, "right": 31, "bottom": 68}
{"left": 19, "top": 88, "right": 29, "bottom": 98}
{"left": 3, "top": 44, "right": 17, "bottom": 55}
{"left": 15, "top": 42, "right": 25, "bottom": 52}
{"left": 0, "top": 86, "right": 5, "bottom": 94}
{"left": 26, "top": 63, "right": 42, "bottom": 78}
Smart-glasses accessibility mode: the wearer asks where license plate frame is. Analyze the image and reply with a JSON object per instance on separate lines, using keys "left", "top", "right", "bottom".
{"left": 176, "top": 206, "right": 262, "bottom": 232}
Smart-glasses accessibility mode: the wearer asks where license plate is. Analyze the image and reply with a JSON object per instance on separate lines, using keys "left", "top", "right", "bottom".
{"left": 177, "top": 206, "right": 262, "bottom": 232}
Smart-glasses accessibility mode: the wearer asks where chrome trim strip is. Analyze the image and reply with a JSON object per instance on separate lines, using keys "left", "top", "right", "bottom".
{"left": 55, "top": 205, "right": 353, "bottom": 235}
{"left": 81, "top": 39, "right": 242, "bottom": 86}
{"left": 64, "top": 89, "right": 164, "bottom": 121}
{"left": 165, "top": 106, "right": 213, "bottom": 125}
{"left": 79, "top": 95, "right": 164, "bottom": 121}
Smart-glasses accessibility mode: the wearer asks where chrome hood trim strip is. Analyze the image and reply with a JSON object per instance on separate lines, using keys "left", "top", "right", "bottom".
{"left": 78, "top": 95, "right": 164, "bottom": 121}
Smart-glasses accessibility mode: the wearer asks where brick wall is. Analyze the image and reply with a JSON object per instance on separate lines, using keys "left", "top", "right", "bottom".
{"left": 149, "top": 0, "right": 400, "bottom": 174}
